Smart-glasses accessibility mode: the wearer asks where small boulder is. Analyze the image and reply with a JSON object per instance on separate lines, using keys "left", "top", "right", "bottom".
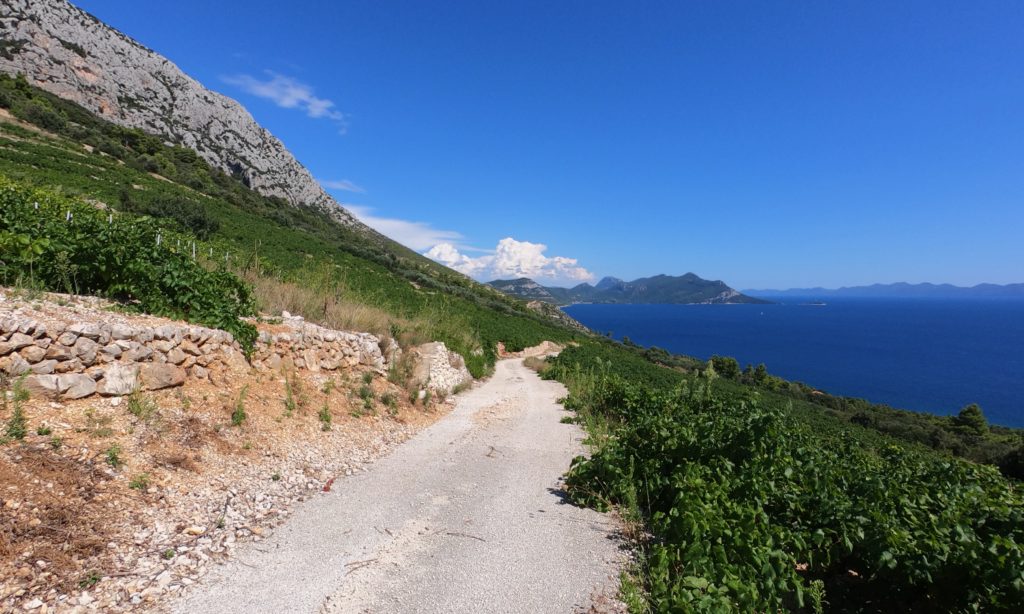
{"left": 151, "top": 339, "right": 176, "bottom": 353}
{"left": 20, "top": 345, "right": 47, "bottom": 363}
{"left": 60, "top": 374, "right": 97, "bottom": 399}
{"left": 73, "top": 336, "right": 99, "bottom": 365}
{"left": 24, "top": 374, "right": 59, "bottom": 398}
{"left": 303, "top": 348, "right": 321, "bottom": 373}
{"left": 110, "top": 324, "right": 134, "bottom": 340}
{"left": 98, "top": 363, "right": 140, "bottom": 396}
{"left": 124, "top": 345, "right": 154, "bottom": 362}
{"left": 44, "top": 344, "right": 72, "bottom": 360}
{"left": 55, "top": 358, "right": 83, "bottom": 373}
{"left": 139, "top": 364, "right": 186, "bottom": 390}
{"left": 100, "top": 343, "right": 123, "bottom": 360}
{"left": 30, "top": 359, "right": 58, "bottom": 375}
{"left": 68, "top": 322, "right": 103, "bottom": 339}
{"left": 3, "top": 353, "right": 30, "bottom": 376}
{"left": 0, "top": 332, "right": 35, "bottom": 355}
{"left": 154, "top": 325, "right": 180, "bottom": 342}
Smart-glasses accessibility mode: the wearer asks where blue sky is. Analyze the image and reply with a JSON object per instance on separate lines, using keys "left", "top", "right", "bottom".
{"left": 74, "top": 0, "right": 1024, "bottom": 289}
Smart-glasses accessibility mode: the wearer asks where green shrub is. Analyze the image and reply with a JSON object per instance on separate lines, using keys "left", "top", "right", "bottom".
{"left": 380, "top": 392, "right": 398, "bottom": 416}
{"left": 126, "top": 391, "right": 158, "bottom": 420}
{"left": 232, "top": 386, "right": 248, "bottom": 426}
{"left": 4, "top": 404, "right": 27, "bottom": 440}
{"left": 318, "top": 403, "right": 332, "bottom": 431}
{"left": 3, "top": 375, "right": 28, "bottom": 440}
{"left": 0, "top": 177, "right": 258, "bottom": 355}
{"left": 129, "top": 473, "right": 150, "bottom": 490}
{"left": 104, "top": 445, "right": 122, "bottom": 468}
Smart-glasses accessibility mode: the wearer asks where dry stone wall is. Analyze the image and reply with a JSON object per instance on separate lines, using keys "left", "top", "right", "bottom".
{"left": 0, "top": 299, "right": 397, "bottom": 401}
{"left": 251, "top": 312, "right": 398, "bottom": 375}
{"left": 410, "top": 342, "right": 472, "bottom": 394}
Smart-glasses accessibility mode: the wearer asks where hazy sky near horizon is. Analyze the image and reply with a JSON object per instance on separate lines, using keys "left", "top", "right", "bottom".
{"left": 74, "top": 0, "right": 1024, "bottom": 289}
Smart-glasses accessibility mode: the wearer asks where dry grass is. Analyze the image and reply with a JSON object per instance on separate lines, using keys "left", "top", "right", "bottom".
{"left": 522, "top": 356, "right": 551, "bottom": 375}
{"left": 243, "top": 268, "right": 479, "bottom": 356}
{"left": 244, "top": 271, "right": 396, "bottom": 340}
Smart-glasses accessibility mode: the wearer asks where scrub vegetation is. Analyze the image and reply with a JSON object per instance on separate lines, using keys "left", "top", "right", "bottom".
{"left": 547, "top": 341, "right": 1024, "bottom": 612}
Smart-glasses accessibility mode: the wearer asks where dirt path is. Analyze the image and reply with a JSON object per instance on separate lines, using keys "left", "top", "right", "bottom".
{"left": 170, "top": 358, "right": 624, "bottom": 613}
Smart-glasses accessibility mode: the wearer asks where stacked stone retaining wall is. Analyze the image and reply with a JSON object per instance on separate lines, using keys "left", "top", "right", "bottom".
{"left": 0, "top": 305, "right": 396, "bottom": 401}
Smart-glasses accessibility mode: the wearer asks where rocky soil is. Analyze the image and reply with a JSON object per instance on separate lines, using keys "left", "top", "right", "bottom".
{"left": 0, "top": 291, "right": 458, "bottom": 613}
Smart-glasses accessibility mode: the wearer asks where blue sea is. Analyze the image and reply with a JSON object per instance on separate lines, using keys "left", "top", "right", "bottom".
{"left": 563, "top": 299, "right": 1024, "bottom": 428}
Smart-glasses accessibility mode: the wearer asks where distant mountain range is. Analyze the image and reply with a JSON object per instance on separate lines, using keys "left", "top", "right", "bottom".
{"left": 489, "top": 273, "right": 770, "bottom": 306}
{"left": 745, "top": 282, "right": 1024, "bottom": 300}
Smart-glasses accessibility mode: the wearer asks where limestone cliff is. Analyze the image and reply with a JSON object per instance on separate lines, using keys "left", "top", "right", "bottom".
{"left": 0, "top": 0, "right": 361, "bottom": 227}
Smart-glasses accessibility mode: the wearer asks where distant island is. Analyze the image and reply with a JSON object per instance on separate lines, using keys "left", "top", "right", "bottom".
{"left": 745, "top": 282, "right": 1024, "bottom": 300}
{"left": 489, "top": 273, "right": 770, "bottom": 306}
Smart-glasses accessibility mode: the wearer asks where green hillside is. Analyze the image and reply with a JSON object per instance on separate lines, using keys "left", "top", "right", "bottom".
{"left": 0, "top": 73, "right": 582, "bottom": 375}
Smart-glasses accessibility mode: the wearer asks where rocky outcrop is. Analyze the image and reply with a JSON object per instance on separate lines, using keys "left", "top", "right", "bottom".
{"left": 410, "top": 342, "right": 472, "bottom": 394}
{"left": 0, "top": 0, "right": 361, "bottom": 227}
{"left": 1, "top": 294, "right": 398, "bottom": 401}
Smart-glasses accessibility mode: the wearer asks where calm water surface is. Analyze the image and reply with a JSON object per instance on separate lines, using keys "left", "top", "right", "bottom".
{"left": 563, "top": 299, "right": 1024, "bottom": 427}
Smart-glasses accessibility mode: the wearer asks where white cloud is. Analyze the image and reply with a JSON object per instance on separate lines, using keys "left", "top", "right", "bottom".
{"left": 321, "top": 179, "right": 365, "bottom": 193}
{"left": 223, "top": 71, "right": 347, "bottom": 132}
{"left": 425, "top": 237, "right": 594, "bottom": 286}
{"left": 346, "top": 205, "right": 464, "bottom": 251}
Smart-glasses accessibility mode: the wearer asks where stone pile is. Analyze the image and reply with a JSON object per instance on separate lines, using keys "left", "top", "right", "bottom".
{"left": 410, "top": 341, "right": 473, "bottom": 393}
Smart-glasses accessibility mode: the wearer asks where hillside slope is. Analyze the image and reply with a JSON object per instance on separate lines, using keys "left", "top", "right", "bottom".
{"left": 0, "top": 0, "right": 356, "bottom": 226}
{"left": 0, "top": 77, "right": 583, "bottom": 376}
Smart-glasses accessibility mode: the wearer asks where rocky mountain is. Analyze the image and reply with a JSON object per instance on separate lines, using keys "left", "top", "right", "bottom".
{"left": 0, "top": 0, "right": 360, "bottom": 227}
{"left": 489, "top": 273, "right": 769, "bottom": 305}
{"left": 486, "top": 278, "right": 557, "bottom": 302}
{"left": 594, "top": 276, "right": 624, "bottom": 291}
{"left": 745, "top": 282, "right": 1024, "bottom": 300}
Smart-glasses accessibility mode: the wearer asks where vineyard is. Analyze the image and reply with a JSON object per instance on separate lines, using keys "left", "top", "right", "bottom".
{"left": 547, "top": 343, "right": 1024, "bottom": 612}
{"left": 0, "top": 177, "right": 258, "bottom": 352}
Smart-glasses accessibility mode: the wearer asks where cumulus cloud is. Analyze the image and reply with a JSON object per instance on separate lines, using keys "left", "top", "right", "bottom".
{"left": 223, "top": 71, "right": 347, "bottom": 132}
{"left": 321, "top": 179, "right": 365, "bottom": 193}
{"left": 346, "top": 205, "right": 464, "bottom": 251}
{"left": 426, "top": 238, "right": 594, "bottom": 286}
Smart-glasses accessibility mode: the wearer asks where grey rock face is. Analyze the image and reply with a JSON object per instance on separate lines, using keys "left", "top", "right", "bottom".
{"left": 0, "top": 0, "right": 363, "bottom": 228}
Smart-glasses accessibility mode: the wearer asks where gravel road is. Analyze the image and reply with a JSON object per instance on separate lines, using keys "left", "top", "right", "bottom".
{"left": 171, "top": 358, "right": 624, "bottom": 613}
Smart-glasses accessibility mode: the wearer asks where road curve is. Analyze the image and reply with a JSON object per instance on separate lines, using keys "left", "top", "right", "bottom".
{"left": 170, "top": 358, "right": 623, "bottom": 613}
